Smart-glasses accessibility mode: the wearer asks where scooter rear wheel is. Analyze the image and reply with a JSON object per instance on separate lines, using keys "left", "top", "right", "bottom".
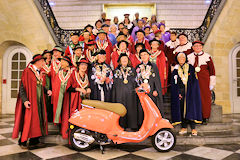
{"left": 151, "top": 128, "right": 176, "bottom": 152}
{"left": 70, "top": 127, "right": 95, "bottom": 151}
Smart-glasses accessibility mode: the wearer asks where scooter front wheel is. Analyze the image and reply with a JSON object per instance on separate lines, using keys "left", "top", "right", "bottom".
{"left": 70, "top": 127, "right": 95, "bottom": 151}
{"left": 151, "top": 128, "right": 176, "bottom": 152}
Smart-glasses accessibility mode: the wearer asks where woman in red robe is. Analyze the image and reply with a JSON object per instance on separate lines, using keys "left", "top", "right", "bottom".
{"left": 52, "top": 56, "right": 74, "bottom": 125}
{"left": 61, "top": 58, "right": 91, "bottom": 139}
{"left": 149, "top": 39, "right": 168, "bottom": 95}
{"left": 12, "top": 54, "right": 51, "bottom": 148}
{"left": 130, "top": 43, "right": 144, "bottom": 68}
{"left": 111, "top": 40, "right": 132, "bottom": 69}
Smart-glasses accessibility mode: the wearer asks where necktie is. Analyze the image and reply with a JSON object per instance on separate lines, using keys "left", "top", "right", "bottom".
{"left": 194, "top": 54, "right": 199, "bottom": 67}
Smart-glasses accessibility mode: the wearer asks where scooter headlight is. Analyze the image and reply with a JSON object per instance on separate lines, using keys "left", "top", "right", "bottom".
{"left": 70, "top": 125, "right": 74, "bottom": 129}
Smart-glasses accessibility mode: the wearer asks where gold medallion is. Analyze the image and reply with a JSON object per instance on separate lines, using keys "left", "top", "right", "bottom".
{"left": 195, "top": 66, "right": 201, "bottom": 72}
{"left": 123, "top": 79, "right": 128, "bottom": 84}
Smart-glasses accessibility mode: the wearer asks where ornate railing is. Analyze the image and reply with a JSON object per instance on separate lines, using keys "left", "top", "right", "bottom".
{"left": 36, "top": 0, "right": 82, "bottom": 46}
{"left": 36, "top": 0, "right": 225, "bottom": 47}
{"left": 170, "top": 0, "right": 225, "bottom": 42}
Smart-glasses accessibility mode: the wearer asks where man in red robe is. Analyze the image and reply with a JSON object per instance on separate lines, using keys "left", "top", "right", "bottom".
{"left": 65, "top": 32, "right": 84, "bottom": 56}
{"left": 12, "top": 54, "right": 52, "bottom": 149}
{"left": 187, "top": 41, "right": 216, "bottom": 124}
{"left": 95, "top": 29, "right": 113, "bottom": 65}
{"left": 173, "top": 33, "right": 193, "bottom": 64}
{"left": 79, "top": 24, "right": 95, "bottom": 41}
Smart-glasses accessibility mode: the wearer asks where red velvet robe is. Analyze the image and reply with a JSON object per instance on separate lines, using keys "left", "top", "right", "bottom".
{"left": 12, "top": 64, "right": 48, "bottom": 142}
{"left": 173, "top": 42, "right": 193, "bottom": 65}
{"left": 52, "top": 69, "right": 73, "bottom": 124}
{"left": 129, "top": 53, "right": 141, "bottom": 68}
{"left": 133, "top": 39, "right": 151, "bottom": 54}
{"left": 95, "top": 39, "right": 113, "bottom": 65}
{"left": 164, "top": 39, "right": 179, "bottom": 66}
{"left": 79, "top": 33, "right": 96, "bottom": 41}
{"left": 61, "top": 71, "right": 90, "bottom": 139}
{"left": 188, "top": 52, "right": 216, "bottom": 119}
{"left": 150, "top": 50, "right": 168, "bottom": 95}
{"left": 111, "top": 50, "right": 132, "bottom": 69}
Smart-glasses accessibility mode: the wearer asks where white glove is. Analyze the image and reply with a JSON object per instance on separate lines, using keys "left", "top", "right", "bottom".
{"left": 210, "top": 85, "right": 214, "bottom": 90}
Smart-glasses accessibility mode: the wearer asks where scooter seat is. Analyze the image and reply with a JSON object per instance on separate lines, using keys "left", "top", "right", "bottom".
{"left": 82, "top": 100, "right": 127, "bottom": 117}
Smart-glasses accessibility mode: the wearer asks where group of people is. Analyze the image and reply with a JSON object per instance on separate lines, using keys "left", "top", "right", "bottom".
{"left": 12, "top": 12, "right": 216, "bottom": 149}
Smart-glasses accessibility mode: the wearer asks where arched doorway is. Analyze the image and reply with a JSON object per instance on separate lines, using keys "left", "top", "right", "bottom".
{"left": 2, "top": 45, "right": 32, "bottom": 114}
{"left": 230, "top": 43, "right": 240, "bottom": 113}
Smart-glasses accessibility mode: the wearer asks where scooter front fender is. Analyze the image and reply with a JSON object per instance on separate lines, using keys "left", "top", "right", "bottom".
{"left": 150, "top": 118, "right": 174, "bottom": 136}
{"left": 69, "top": 108, "right": 122, "bottom": 134}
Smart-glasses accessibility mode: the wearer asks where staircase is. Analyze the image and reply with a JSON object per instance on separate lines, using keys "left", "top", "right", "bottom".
{"left": 49, "top": 0, "right": 211, "bottom": 29}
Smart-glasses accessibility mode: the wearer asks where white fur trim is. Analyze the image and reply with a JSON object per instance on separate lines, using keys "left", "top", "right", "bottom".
{"left": 210, "top": 75, "right": 216, "bottom": 87}
{"left": 173, "top": 42, "right": 192, "bottom": 54}
{"left": 165, "top": 39, "right": 180, "bottom": 49}
{"left": 187, "top": 52, "right": 211, "bottom": 67}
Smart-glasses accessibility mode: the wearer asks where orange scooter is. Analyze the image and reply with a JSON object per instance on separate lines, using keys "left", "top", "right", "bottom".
{"left": 68, "top": 87, "right": 176, "bottom": 153}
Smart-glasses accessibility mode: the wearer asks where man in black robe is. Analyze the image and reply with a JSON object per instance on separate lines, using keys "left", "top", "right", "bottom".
{"left": 89, "top": 50, "right": 112, "bottom": 102}
{"left": 136, "top": 49, "right": 164, "bottom": 127}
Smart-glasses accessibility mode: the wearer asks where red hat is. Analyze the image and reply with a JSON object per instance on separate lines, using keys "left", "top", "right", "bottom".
{"left": 31, "top": 54, "right": 46, "bottom": 64}
{"left": 124, "top": 13, "right": 130, "bottom": 17}
{"left": 105, "top": 19, "right": 111, "bottom": 21}
{"left": 192, "top": 41, "right": 204, "bottom": 46}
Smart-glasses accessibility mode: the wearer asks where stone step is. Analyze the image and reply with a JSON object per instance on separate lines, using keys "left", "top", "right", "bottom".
{"left": 41, "top": 132, "right": 240, "bottom": 146}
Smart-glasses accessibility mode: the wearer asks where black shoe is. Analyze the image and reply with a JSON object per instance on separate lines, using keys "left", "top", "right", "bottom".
{"left": 18, "top": 139, "right": 27, "bottom": 149}
{"left": 202, "top": 118, "right": 208, "bottom": 125}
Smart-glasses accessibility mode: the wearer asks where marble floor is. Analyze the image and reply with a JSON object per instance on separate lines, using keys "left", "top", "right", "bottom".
{"left": 0, "top": 114, "right": 240, "bottom": 160}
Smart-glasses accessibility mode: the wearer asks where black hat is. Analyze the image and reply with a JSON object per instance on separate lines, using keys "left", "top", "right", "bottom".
{"left": 42, "top": 49, "right": 52, "bottom": 56}
{"left": 175, "top": 52, "right": 188, "bottom": 64}
{"left": 95, "top": 19, "right": 102, "bottom": 26}
{"left": 117, "top": 52, "right": 129, "bottom": 63}
{"left": 95, "top": 49, "right": 106, "bottom": 56}
{"left": 70, "top": 32, "right": 79, "bottom": 37}
{"left": 84, "top": 24, "right": 94, "bottom": 30}
{"left": 149, "top": 38, "right": 161, "bottom": 45}
{"left": 135, "top": 29, "right": 145, "bottom": 36}
{"left": 76, "top": 58, "right": 89, "bottom": 66}
{"left": 117, "top": 32, "right": 127, "bottom": 38}
{"left": 86, "top": 40, "right": 96, "bottom": 46}
{"left": 139, "top": 48, "right": 150, "bottom": 57}
{"left": 97, "top": 30, "right": 107, "bottom": 35}
{"left": 135, "top": 43, "right": 145, "bottom": 50}
{"left": 73, "top": 45, "right": 83, "bottom": 50}
{"left": 117, "top": 40, "right": 129, "bottom": 48}
{"left": 178, "top": 33, "right": 188, "bottom": 39}
{"left": 31, "top": 54, "right": 46, "bottom": 64}
{"left": 52, "top": 46, "right": 64, "bottom": 53}
{"left": 101, "top": 24, "right": 110, "bottom": 28}
{"left": 58, "top": 56, "right": 72, "bottom": 66}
